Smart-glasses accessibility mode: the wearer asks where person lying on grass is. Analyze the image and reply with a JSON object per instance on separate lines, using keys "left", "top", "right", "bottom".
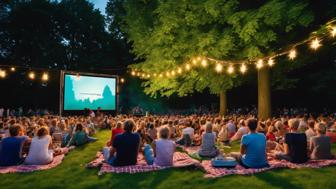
{"left": 103, "top": 119, "right": 140, "bottom": 166}
{"left": 230, "top": 118, "right": 269, "bottom": 169}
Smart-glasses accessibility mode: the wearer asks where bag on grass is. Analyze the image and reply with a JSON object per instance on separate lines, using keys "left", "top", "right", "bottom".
{"left": 211, "top": 156, "right": 237, "bottom": 168}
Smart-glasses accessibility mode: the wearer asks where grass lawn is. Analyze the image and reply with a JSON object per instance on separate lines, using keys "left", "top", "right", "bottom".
{"left": 1, "top": 130, "right": 336, "bottom": 189}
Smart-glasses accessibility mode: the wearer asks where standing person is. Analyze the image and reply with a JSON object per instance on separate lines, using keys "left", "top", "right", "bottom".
{"left": 0, "top": 124, "right": 30, "bottom": 166}
{"left": 25, "top": 127, "right": 54, "bottom": 165}
{"left": 230, "top": 118, "right": 269, "bottom": 168}
{"left": 104, "top": 119, "right": 140, "bottom": 166}
{"left": 274, "top": 118, "right": 308, "bottom": 163}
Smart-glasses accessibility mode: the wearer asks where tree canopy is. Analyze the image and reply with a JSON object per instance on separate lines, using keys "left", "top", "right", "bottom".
{"left": 107, "top": 0, "right": 316, "bottom": 98}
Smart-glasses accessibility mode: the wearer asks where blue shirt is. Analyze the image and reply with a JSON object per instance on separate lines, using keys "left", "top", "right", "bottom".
{"left": 113, "top": 132, "right": 140, "bottom": 166}
{"left": 241, "top": 133, "right": 268, "bottom": 168}
{"left": 0, "top": 136, "right": 28, "bottom": 166}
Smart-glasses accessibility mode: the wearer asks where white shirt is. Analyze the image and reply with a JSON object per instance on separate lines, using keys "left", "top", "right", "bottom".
{"left": 182, "top": 127, "right": 194, "bottom": 139}
{"left": 25, "top": 135, "right": 53, "bottom": 165}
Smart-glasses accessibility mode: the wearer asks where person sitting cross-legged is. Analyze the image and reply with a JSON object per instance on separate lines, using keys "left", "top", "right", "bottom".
{"left": 198, "top": 122, "right": 218, "bottom": 158}
{"left": 230, "top": 118, "right": 269, "bottom": 169}
{"left": 274, "top": 118, "right": 308, "bottom": 163}
{"left": 309, "top": 123, "right": 334, "bottom": 160}
{"left": 103, "top": 119, "right": 140, "bottom": 166}
{"left": 0, "top": 124, "right": 31, "bottom": 166}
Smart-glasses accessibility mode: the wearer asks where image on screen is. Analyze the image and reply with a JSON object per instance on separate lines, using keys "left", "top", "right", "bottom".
{"left": 63, "top": 74, "right": 116, "bottom": 110}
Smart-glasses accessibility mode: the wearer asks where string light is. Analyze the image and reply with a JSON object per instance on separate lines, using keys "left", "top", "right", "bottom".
{"left": 192, "top": 58, "right": 197, "bottom": 65}
{"left": 131, "top": 71, "right": 136, "bottom": 76}
{"left": 159, "top": 74, "right": 163, "bottom": 77}
{"left": 10, "top": 67, "right": 16, "bottom": 72}
{"left": 146, "top": 74, "right": 150, "bottom": 78}
{"left": 288, "top": 49, "right": 297, "bottom": 60}
{"left": 136, "top": 73, "right": 140, "bottom": 76}
{"left": 41, "top": 73, "right": 49, "bottom": 81}
{"left": 201, "top": 59, "right": 207, "bottom": 67}
{"left": 227, "top": 65, "right": 234, "bottom": 74}
{"left": 268, "top": 58, "right": 275, "bottom": 67}
{"left": 197, "top": 56, "right": 201, "bottom": 61}
{"left": 166, "top": 72, "right": 170, "bottom": 77}
{"left": 153, "top": 73, "right": 157, "bottom": 77}
{"left": 310, "top": 38, "right": 321, "bottom": 50}
{"left": 185, "top": 64, "right": 191, "bottom": 70}
{"left": 240, "top": 64, "right": 247, "bottom": 74}
{"left": 0, "top": 70, "right": 6, "bottom": 78}
{"left": 331, "top": 26, "right": 336, "bottom": 38}
{"left": 28, "top": 72, "right": 35, "bottom": 80}
{"left": 215, "top": 63, "right": 223, "bottom": 73}
{"left": 171, "top": 71, "right": 175, "bottom": 76}
{"left": 256, "top": 59, "right": 264, "bottom": 69}
{"left": 141, "top": 73, "right": 145, "bottom": 77}
{"left": 177, "top": 67, "right": 182, "bottom": 74}
{"left": 120, "top": 78, "right": 125, "bottom": 83}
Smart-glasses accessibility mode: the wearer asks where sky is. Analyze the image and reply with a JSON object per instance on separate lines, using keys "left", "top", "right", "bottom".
{"left": 89, "top": 0, "right": 108, "bottom": 15}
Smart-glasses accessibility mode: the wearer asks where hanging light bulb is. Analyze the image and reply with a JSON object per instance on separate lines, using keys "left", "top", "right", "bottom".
{"left": 215, "top": 63, "right": 223, "bottom": 73}
{"left": 0, "top": 70, "right": 6, "bottom": 78}
{"left": 201, "top": 59, "right": 207, "bottom": 67}
{"left": 171, "top": 70, "right": 175, "bottom": 76}
{"left": 185, "top": 64, "right": 191, "bottom": 70}
{"left": 240, "top": 64, "right": 247, "bottom": 74}
{"left": 331, "top": 26, "right": 336, "bottom": 38}
{"left": 131, "top": 71, "right": 136, "bottom": 76}
{"left": 310, "top": 38, "right": 321, "bottom": 50}
{"left": 192, "top": 58, "right": 197, "bottom": 65}
{"left": 197, "top": 56, "right": 201, "bottom": 61}
{"left": 120, "top": 78, "right": 125, "bottom": 83}
{"left": 268, "top": 58, "right": 275, "bottom": 67}
{"left": 10, "top": 67, "right": 16, "bottom": 72}
{"left": 146, "top": 74, "right": 150, "bottom": 78}
{"left": 42, "top": 73, "right": 49, "bottom": 81}
{"left": 288, "top": 49, "right": 297, "bottom": 60}
{"left": 153, "top": 73, "right": 157, "bottom": 77}
{"left": 177, "top": 67, "right": 182, "bottom": 74}
{"left": 136, "top": 73, "right": 140, "bottom": 76}
{"left": 159, "top": 74, "right": 163, "bottom": 77}
{"left": 227, "top": 65, "right": 234, "bottom": 74}
{"left": 141, "top": 73, "right": 145, "bottom": 77}
{"left": 256, "top": 59, "right": 263, "bottom": 69}
{"left": 166, "top": 71, "right": 170, "bottom": 77}
{"left": 28, "top": 72, "right": 35, "bottom": 80}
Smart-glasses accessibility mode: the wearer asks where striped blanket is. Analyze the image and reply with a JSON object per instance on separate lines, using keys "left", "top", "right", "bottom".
{"left": 201, "top": 158, "right": 336, "bottom": 178}
{"left": 87, "top": 151, "right": 200, "bottom": 175}
{"left": 0, "top": 154, "right": 65, "bottom": 174}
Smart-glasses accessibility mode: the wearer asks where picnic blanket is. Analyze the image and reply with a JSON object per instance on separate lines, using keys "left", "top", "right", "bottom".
{"left": 0, "top": 147, "right": 71, "bottom": 174}
{"left": 201, "top": 158, "right": 336, "bottom": 178}
{"left": 87, "top": 151, "right": 200, "bottom": 175}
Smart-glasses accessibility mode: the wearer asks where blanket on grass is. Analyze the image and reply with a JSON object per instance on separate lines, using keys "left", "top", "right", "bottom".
{"left": 0, "top": 147, "right": 71, "bottom": 174}
{"left": 87, "top": 151, "right": 200, "bottom": 175}
{"left": 201, "top": 158, "right": 336, "bottom": 178}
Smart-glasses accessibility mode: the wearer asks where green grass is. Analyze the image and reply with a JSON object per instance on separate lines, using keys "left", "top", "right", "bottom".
{"left": 1, "top": 130, "right": 336, "bottom": 189}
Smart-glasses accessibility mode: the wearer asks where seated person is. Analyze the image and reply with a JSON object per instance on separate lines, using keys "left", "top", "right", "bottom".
{"left": 67, "top": 123, "right": 89, "bottom": 146}
{"left": 230, "top": 119, "right": 248, "bottom": 142}
{"left": 0, "top": 124, "right": 30, "bottom": 166}
{"left": 25, "top": 126, "right": 54, "bottom": 165}
{"left": 310, "top": 123, "right": 334, "bottom": 160}
{"left": 176, "top": 121, "right": 194, "bottom": 146}
{"left": 274, "top": 118, "right": 308, "bottom": 163}
{"left": 305, "top": 119, "right": 316, "bottom": 142}
{"left": 198, "top": 122, "right": 218, "bottom": 158}
{"left": 106, "top": 121, "right": 123, "bottom": 146}
{"left": 152, "top": 127, "right": 176, "bottom": 166}
{"left": 230, "top": 118, "right": 269, "bottom": 168}
{"left": 103, "top": 119, "right": 140, "bottom": 166}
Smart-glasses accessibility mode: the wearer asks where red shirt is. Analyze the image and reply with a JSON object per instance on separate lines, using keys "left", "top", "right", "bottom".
{"left": 266, "top": 133, "right": 276, "bottom": 141}
{"left": 111, "top": 128, "right": 124, "bottom": 145}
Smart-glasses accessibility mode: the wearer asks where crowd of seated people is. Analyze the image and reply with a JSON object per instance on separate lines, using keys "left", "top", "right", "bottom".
{"left": 100, "top": 113, "right": 336, "bottom": 168}
{"left": 1, "top": 111, "right": 336, "bottom": 169}
{"left": 0, "top": 115, "right": 101, "bottom": 166}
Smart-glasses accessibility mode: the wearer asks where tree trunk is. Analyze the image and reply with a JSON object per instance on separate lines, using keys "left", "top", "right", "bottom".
{"left": 258, "top": 67, "right": 271, "bottom": 119}
{"left": 219, "top": 89, "right": 227, "bottom": 116}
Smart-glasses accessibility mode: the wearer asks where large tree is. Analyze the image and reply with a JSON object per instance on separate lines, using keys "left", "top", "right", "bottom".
{"left": 107, "top": 0, "right": 314, "bottom": 116}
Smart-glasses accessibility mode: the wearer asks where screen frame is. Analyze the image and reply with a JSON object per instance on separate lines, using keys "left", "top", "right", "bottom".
{"left": 59, "top": 70, "right": 118, "bottom": 115}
